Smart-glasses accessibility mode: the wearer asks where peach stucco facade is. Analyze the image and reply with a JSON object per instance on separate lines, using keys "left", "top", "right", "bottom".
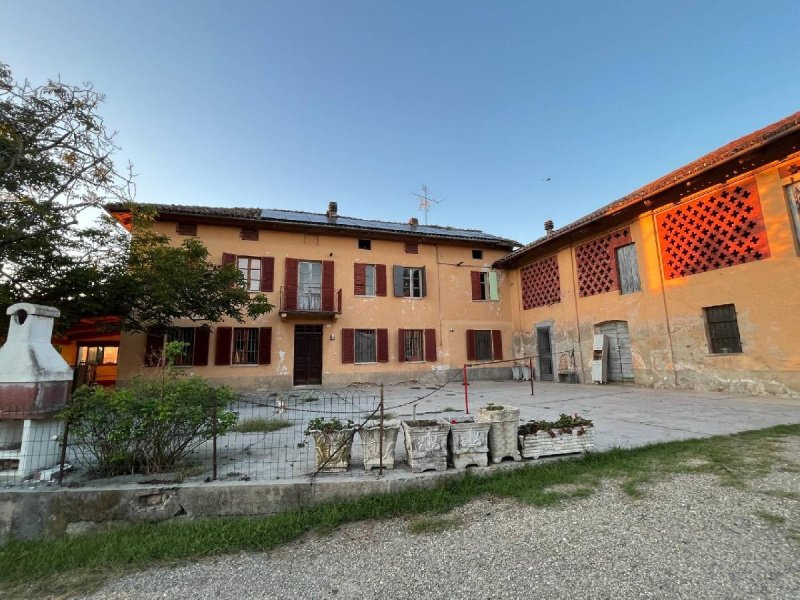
{"left": 116, "top": 218, "right": 514, "bottom": 389}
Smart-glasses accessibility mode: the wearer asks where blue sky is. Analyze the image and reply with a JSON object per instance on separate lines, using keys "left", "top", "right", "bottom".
{"left": 3, "top": 1, "right": 799, "bottom": 244}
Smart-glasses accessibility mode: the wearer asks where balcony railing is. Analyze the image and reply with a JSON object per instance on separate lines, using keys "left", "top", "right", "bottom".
{"left": 279, "top": 286, "right": 342, "bottom": 316}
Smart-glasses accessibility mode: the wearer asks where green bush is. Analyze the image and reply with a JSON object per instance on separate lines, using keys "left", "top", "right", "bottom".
{"left": 64, "top": 343, "right": 238, "bottom": 476}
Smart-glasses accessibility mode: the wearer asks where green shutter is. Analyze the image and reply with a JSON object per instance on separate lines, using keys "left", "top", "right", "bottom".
{"left": 488, "top": 271, "right": 499, "bottom": 301}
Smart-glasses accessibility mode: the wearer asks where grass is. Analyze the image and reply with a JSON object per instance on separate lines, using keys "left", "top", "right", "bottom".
{"left": 442, "top": 406, "right": 459, "bottom": 412}
{"left": 231, "top": 418, "right": 292, "bottom": 434}
{"left": 1, "top": 423, "right": 798, "bottom": 599}
{"left": 408, "top": 515, "right": 465, "bottom": 534}
{"left": 754, "top": 510, "right": 787, "bottom": 525}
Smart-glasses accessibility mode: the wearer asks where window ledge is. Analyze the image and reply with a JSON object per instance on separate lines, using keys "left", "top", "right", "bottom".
{"left": 230, "top": 363, "right": 261, "bottom": 367}
{"left": 707, "top": 352, "right": 744, "bottom": 357}
{"left": 354, "top": 361, "right": 378, "bottom": 365}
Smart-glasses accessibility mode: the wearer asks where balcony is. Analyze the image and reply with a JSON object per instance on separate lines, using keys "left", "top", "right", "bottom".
{"left": 279, "top": 286, "right": 342, "bottom": 318}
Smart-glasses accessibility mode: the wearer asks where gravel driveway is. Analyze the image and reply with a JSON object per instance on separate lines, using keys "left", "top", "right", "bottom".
{"left": 82, "top": 442, "right": 800, "bottom": 600}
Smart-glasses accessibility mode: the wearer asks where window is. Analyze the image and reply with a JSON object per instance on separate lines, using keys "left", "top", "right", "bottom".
{"left": 475, "top": 330, "right": 493, "bottom": 360}
{"left": 358, "top": 239, "right": 372, "bottom": 250}
{"left": 176, "top": 222, "right": 197, "bottom": 236}
{"left": 704, "top": 305, "right": 742, "bottom": 354}
{"left": 404, "top": 242, "right": 418, "bottom": 254}
{"left": 167, "top": 327, "right": 195, "bottom": 366}
{"left": 403, "top": 268, "right": 422, "bottom": 297}
{"left": 364, "top": 265, "right": 376, "bottom": 296}
{"left": 355, "top": 329, "right": 377, "bottom": 363}
{"left": 785, "top": 182, "right": 800, "bottom": 247}
{"left": 615, "top": 243, "right": 641, "bottom": 294}
{"left": 472, "top": 249, "right": 483, "bottom": 260}
{"left": 232, "top": 328, "right": 259, "bottom": 364}
{"left": 238, "top": 256, "right": 261, "bottom": 291}
{"left": 77, "top": 344, "right": 119, "bottom": 366}
{"left": 298, "top": 261, "right": 322, "bottom": 310}
{"left": 241, "top": 228, "right": 259, "bottom": 241}
{"left": 403, "top": 329, "right": 424, "bottom": 361}
{"left": 466, "top": 329, "right": 503, "bottom": 361}
{"left": 355, "top": 263, "right": 386, "bottom": 296}
{"left": 471, "top": 271, "right": 498, "bottom": 301}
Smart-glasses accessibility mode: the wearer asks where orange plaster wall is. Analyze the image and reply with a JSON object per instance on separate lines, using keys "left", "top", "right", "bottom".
{"left": 117, "top": 222, "right": 513, "bottom": 389}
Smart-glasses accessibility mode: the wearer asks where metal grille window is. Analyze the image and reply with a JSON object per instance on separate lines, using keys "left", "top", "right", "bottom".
{"left": 403, "top": 329, "right": 424, "bottom": 362}
{"left": 167, "top": 327, "right": 195, "bottom": 366}
{"left": 403, "top": 268, "right": 422, "bottom": 298}
{"left": 237, "top": 256, "right": 261, "bottom": 292}
{"left": 704, "top": 304, "right": 742, "bottom": 354}
{"left": 475, "top": 330, "right": 493, "bottom": 361}
{"left": 785, "top": 182, "right": 800, "bottom": 246}
{"left": 364, "top": 265, "right": 376, "bottom": 296}
{"left": 232, "top": 328, "right": 259, "bottom": 364}
{"left": 616, "top": 243, "right": 641, "bottom": 294}
{"left": 355, "top": 329, "right": 377, "bottom": 363}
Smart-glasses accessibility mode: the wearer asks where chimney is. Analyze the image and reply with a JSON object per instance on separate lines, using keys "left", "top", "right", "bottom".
{"left": 544, "top": 220, "right": 554, "bottom": 236}
{"left": 409, "top": 217, "right": 419, "bottom": 228}
{"left": 327, "top": 202, "right": 338, "bottom": 220}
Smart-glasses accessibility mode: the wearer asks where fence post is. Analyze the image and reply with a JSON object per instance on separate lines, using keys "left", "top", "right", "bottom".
{"left": 58, "top": 412, "right": 70, "bottom": 485}
{"left": 463, "top": 364, "right": 470, "bottom": 414}
{"left": 529, "top": 357, "right": 535, "bottom": 396}
{"left": 379, "top": 384, "right": 384, "bottom": 475}
{"left": 211, "top": 394, "right": 218, "bottom": 481}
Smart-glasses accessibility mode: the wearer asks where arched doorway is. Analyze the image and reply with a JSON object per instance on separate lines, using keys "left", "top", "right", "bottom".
{"left": 595, "top": 321, "right": 634, "bottom": 382}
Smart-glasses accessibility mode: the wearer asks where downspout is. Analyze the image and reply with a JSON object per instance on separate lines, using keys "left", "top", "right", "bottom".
{"left": 651, "top": 212, "right": 680, "bottom": 387}
{"left": 568, "top": 235, "right": 585, "bottom": 381}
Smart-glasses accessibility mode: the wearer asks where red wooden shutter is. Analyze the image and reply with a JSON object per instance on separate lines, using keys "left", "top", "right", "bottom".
{"left": 144, "top": 332, "right": 163, "bottom": 367}
{"left": 258, "top": 327, "right": 272, "bottom": 365}
{"left": 354, "top": 263, "right": 366, "bottom": 295}
{"left": 397, "top": 328, "right": 405, "bottom": 362}
{"left": 322, "top": 260, "right": 335, "bottom": 311}
{"left": 284, "top": 258, "right": 299, "bottom": 311}
{"left": 341, "top": 328, "right": 355, "bottom": 364}
{"left": 375, "top": 264, "right": 387, "bottom": 296}
{"left": 492, "top": 330, "right": 503, "bottom": 360}
{"left": 424, "top": 329, "right": 437, "bottom": 362}
{"left": 260, "top": 257, "right": 274, "bottom": 292}
{"left": 377, "top": 329, "right": 389, "bottom": 362}
{"left": 214, "top": 327, "right": 232, "bottom": 365}
{"left": 193, "top": 327, "right": 210, "bottom": 366}
{"left": 471, "top": 271, "right": 482, "bottom": 301}
{"left": 222, "top": 252, "right": 236, "bottom": 266}
{"left": 466, "top": 329, "right": 476, "bottom": 361}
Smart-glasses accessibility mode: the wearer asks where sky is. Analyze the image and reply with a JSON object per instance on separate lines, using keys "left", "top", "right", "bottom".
{"left": 3, "top": 1, "right": 800, "bottom": 245}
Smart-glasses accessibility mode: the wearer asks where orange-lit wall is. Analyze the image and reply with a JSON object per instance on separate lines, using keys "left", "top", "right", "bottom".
{"left": 117, "top": 223, "right": 513, "bottom": 390}
{"left": 509, "top": 154, "right": 800, "bottom": 396}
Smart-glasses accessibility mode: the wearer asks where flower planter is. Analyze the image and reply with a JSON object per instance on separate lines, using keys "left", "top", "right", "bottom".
{"left": 477, "top": 405, "right": 521, "bottom": 464}
{"left": 401, "top": 421, "right": 450, "bottom": 473}
{"left": 518, "top": 425, "right": 595, "bottom": 459}
{"left": 358, "top": 420, "right": 400, "bottom": 470}
{"left": 446, "top": 418, "right": 490, "bottom": 469}
{"left": 308, "top": 429, "right": 356, "bottom": 473}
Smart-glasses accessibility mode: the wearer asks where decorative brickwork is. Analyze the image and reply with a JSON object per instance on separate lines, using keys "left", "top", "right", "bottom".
{"left": 520, "top": 256, "right": 560, "bottom": 309}
{"left": 778, "top": 159, "right": 800, "bottom": 179}
{"left": 656, "top": 178, "right": 770, "bottom": 279}
{"left": 575, "top": 228, "right": 632, "bottom": 297}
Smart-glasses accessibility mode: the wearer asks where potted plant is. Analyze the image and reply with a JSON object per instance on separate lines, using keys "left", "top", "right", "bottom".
{"left": 518, "top": 413, "right": 595, "bottom": 459}
{"left": 305, "top": 417, "right": 356, "bottom": 473}
{"left": 446, "top": 416, "right": 490, "bottom": 469}
{"left": 476, "top": 404, "right": 521, "bottom": 463}
{"left": 358, "top": 415, "right": 401, "bottom": 470}
{"left": 401, "top": 419, "right": 450, "bottom": 473}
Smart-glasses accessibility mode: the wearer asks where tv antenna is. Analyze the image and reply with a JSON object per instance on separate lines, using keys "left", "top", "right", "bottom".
{"left": 412, "top": 185, "right": 444, "bottom": 225}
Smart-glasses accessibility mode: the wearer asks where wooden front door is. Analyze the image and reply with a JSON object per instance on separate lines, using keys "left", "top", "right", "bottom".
{"left": 294, "top": 325, "right": 323, "bottom": 385}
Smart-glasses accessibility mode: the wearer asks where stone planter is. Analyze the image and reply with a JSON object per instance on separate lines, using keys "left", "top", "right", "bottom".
{"left": 519, "top": 425, "right": 595, "bottom": 459}
{"left": 446, "top": 418, "right": 490, "bottom": 469}
{"left": 477, "top": 405, "right": 521, "bottom": 464}
{"left": 308, "top": 429, "right": 356, "bottom": 473}
{"left": 401, "top": 421, "right": 450, "bottom": 473}
{"left": 358, "top": 420, "right": 400, "bottom": 470}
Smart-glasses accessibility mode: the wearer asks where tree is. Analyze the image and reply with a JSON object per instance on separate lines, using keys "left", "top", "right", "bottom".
{"left": 0, "top": 62, "right": 271, "bottom": 333}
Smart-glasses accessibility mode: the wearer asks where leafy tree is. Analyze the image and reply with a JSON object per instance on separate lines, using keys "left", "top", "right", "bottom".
{"left": 0, "top": 62, "right": 271, "bottom": 333}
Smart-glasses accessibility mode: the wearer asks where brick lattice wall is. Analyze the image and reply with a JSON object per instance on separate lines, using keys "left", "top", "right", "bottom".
{"left": 520, "top": 256, "right": 560, "bottom": 309}
{"left": 575, "top": 227, "right": 632, "bottom": 297}
{"left": 656, "top": 178, "right": 770, "bottom": 279}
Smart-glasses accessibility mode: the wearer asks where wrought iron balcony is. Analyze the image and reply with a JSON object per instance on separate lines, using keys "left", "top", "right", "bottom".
{"left": 279, "top": 286, "right": 342, "bottom": 317}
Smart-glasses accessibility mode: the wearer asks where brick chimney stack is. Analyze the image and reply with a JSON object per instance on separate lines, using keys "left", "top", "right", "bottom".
{"left": 544, "top": 220, "right": 555, "bottom": 236}
{"left": 327, "top": 202, "right": 338, "bottom": 220}
{"left": 409, "top": 217, "right": 419, "bottom": 228}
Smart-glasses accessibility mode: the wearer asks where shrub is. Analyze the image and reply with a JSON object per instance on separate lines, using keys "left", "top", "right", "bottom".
{"left": 64, "top": 342, "right": 238, "bottom": 476}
